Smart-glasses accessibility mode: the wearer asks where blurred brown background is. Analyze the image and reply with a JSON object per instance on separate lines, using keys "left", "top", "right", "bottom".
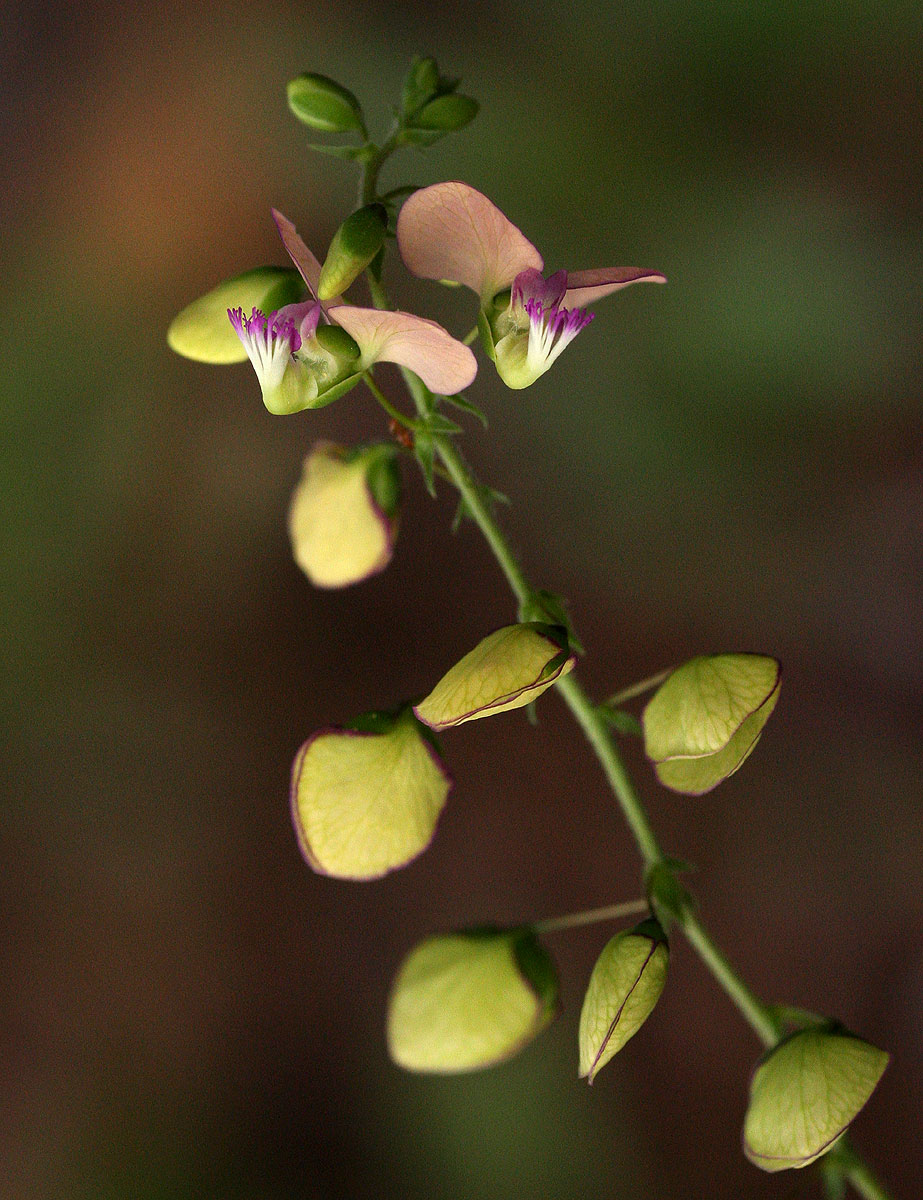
{"left": 2, "top": 1, "right": 921, "bottom": 1196}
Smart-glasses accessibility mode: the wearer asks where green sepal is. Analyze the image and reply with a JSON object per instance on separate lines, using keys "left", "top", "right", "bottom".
{"left": 386, "top": 927, "right": 558, "bottom": 1074}
{"left": 642, "top": 654, "right": 781, "bottom": 795}
{"left": 477, "top": 308, "right": 497, "bottom": 362}
{"left": 314, "top": 323, "right": 360, "bottom": 361}
{"left": 743, "top": 1025, "right": 889, "bottom": 1172}
{"left": 413, "top": 623, "right": 576, "bottom": 731}
{"left": 167, "top": 266, "right": 303, "bottom": 364}
{"left": 363, "top": 445, "right": 402, "bottom": 518}
{"left": 578, "top": 918, "right": 669, "bottom": 1082}
{"left": 645, "top": 860, "right": 694, "bottom": 923}
{"left": 414, "top": 93, "right": 479, "bottom": 132}
{"left": 309, "top": 372, "right": 363, "bottom": 410}
{"left": 318, "top": 204, "right": 388, "bottom": 300}
{"left": 287, "top": 72, "right": 365, "bottom": 135}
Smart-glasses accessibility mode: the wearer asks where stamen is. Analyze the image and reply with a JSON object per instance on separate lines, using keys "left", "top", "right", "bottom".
{"left": 228, "top": 306, "right": 302, "bottom": 391}
{"left": 524, "top": 297, "right": 594, "bottom": 375}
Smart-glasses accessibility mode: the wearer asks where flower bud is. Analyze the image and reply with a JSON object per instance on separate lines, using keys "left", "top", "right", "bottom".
{"left": 286, "top": 72, "right": 365, "bottom": 134}
{"left": 290, "top": 708, "right": 451, "bottom": 879}
{"left": 414, "top": 93, "right": 479, "bottom": 132}
{"left": 743, "top": 1026, "right": 889, "bottom": 1172}
{"left": 642, "top": 654, "right": 780, "bottom": 794}
{"left": 413, "top": 623, "right": 575, "bottom": 731}
{"left": 167, "top": 267, "right": 302, "bottom": 363}
{"left": 288, "top": 443, "right": 400, "bottom": 589}
{"left": 401, "top": 56, "right": 440, "bottom": 117}
{"left": 579, "top": 918, "right": 668, "bottom": 1083}
{"left": 387, "top": 928, "right": 558, "bottom": 1073}
{"left": 318, "top": 204, "right": 388, "bottom": 301}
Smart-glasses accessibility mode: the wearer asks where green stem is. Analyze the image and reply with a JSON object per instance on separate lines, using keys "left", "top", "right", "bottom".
{"left": 605, "top": 667, "right": 674, "bottom": 707}
{"left": 554, "top": 674, "right": 663, "bottom": 869}
{"left": 358, "top": 174, "right": 891, "bottom": 1193}
{"left": 535, "top": 899, "right": 649, "bottom": 935}
{"left": 832, "top": 1142, "right": 896, "bottom": 1200}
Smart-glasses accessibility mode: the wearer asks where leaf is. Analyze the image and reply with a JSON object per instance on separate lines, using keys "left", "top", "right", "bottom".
{"left": 387, "top": 928, "right": 558, "bottom": 1072}
{"left": 578, "top": 919, "right": 669, "bottom": 1082}
{"left": 290, "top": 708, "right": 451, "bottom": 879}
{"left": 413, "top": 428, "right": 436, "bottom": 497}
{"left": 414, "top": 624, "right": 575, "bottom": 730}
{"left": 442, "top": 392, "right": 489, "bottom": 428}
{"left": 743, "top": 1026, "right": 889, "bottom": 1172}
{"left": 306, "top": 142, "right": 373, "bottom": 162}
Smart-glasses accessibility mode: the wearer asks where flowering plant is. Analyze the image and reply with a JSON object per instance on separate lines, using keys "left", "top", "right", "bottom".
{"left": 168, "top": 58, "right": 895, "bottom": 1199}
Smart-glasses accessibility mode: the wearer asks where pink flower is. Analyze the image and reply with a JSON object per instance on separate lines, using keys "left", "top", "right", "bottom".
{"left": 396, "top": 182, "right": 665, "bottom": 389}
{"left": 227, "top": 210, "right": 477, "bottom": 414}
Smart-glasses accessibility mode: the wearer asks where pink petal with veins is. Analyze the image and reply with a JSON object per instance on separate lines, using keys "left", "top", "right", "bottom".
{"left": 330, "top": 306, "right": 477, "bottom": 395}
{"left": 561, "top": 267, "right": 666, "bottom": 309}
{"left": 397, "top": 182, "right": 543, "bottom": 305}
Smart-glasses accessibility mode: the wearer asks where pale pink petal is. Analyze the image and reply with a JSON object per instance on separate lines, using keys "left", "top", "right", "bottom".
{"left": 272, "top": 209, "right": 345, "bottom": 309}
{"left": 561, "top": 267, "right": 667, "bottom": 309}
{"left": 330, "top": 306, "right": 477, "bottom": 395}
{"left": 397, "top": 182, "right": 543, "bottom": 305}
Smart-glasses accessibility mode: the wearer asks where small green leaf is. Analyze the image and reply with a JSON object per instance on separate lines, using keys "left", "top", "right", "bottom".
{"left": 743, "top": 1026, "right": 889, "bottom": 1172}
{"left": 642, "top": 654, "right": 781, "bottom": 795}
{"left": 442, "top": 392, "right": 489, "bottom": 428}
{"left": 167, "top": 267, "right": 303, "bottom": 364}
{"left": 413, "top": 93, "right": 479, "bottom": 132}
{"left": 318, "top": 204, "right": 388, "bottom": 300}
{"left": 290, "top": 708, "right": 450, "bottom": 879}
{"left": 578, "top": 919, "right": 669, "bottom": 1082}
{"left": 387, "top": 928, "right": 558, "bottom": 1073}
{"left": 287, "top": 72, "right": 365, "bottom": 134}
{"left": 414, "top": 624, "right": 575, "bottom": 731}
{"left": 288, "top": 442, "right": 400, "bottom": 589}
{"left": 306, "top": 142, "right": 375, "bottom": 162}
{"left": 423, "top": 411, "right": 463, "bottom": 435}
{"left": 413, "top": 428, "right": 437, "bottom": 497}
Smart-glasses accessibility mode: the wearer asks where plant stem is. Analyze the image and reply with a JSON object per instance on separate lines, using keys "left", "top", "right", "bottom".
{"left": 605, "top": 667, "right": 674, "bottom": 707}
{"left": 535, "top": 899, "right": 649, "bottom": 934}
{"left": 359, "top": 186, "right": 891, "bottom": 1194}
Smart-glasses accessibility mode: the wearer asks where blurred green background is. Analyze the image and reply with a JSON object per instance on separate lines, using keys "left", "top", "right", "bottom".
{"left": 3, "top": 1, "right": 921, "bottom": 1196}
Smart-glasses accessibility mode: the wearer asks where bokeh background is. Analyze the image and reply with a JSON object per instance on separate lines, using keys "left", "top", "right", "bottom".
{"left": 3, "top": 1, "right": 921, "bottom": 1196}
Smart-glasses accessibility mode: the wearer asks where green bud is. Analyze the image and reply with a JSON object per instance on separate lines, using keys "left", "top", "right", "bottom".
{"left": 413, "top": 623, "right": 575, "bottom": 731}
{"left": 167, "top": 267, "right": 302, "bottom": 364}
{"left": 288, "top": 443, "right": 401, "bottom": 589}
{"left": 286, "top": 72, "right": 365, "bottom": 134}
{"left": 642, "top": 654, "right": 781, "bottom": 794}
{"left": 578, "top": 918, "right": 668, "bottom": 1083}
{"left": 313, "top": 323, "right": 360, "bottom": 361}
{"left": 318, "top": 204, "right": 388, "bottom": 300}
{"left": 290, "top": 707, "right": 450, "bottom": 878}
{"left": 414, "top": 93, "right": 479, "bottom": 132}
{"left": 743, "top": 1026, "right": 889, "bottom": 1172}
{"left": 401, "top": 56, "right": 441, "bottom": 118}
{"left": 387, "top": 928, "right": 558, "bottom": 1073}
